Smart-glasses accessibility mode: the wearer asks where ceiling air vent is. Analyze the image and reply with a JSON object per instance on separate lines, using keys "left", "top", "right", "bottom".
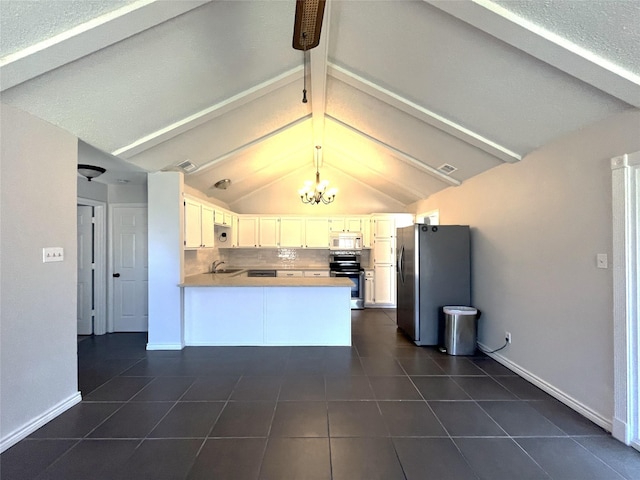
{"left": 175, "top": 159, "right": 197, "bottom": 173}
{"left": 437, "top": 163, "right": 457, "bottom": 175}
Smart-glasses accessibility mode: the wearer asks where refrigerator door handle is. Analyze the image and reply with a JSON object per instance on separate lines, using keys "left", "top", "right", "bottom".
{"left": 398, "top": 245, "right": 405, "bottom": 284}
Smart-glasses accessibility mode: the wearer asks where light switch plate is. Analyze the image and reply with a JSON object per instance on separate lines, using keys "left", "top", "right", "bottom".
{"left": 596, "top": 253, "right": 608, "bottom": 269}
{"left": 43, "top": 247, "right": 64, "bottom": 262}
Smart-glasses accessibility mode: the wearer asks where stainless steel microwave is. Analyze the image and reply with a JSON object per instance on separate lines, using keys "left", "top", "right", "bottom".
{"left": 329, "top": 232, "right": 363, "bottom": 250}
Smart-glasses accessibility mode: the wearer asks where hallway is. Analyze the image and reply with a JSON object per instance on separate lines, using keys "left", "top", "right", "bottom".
{"left": 2, "top": 309, "right": 638, "bottom": 479}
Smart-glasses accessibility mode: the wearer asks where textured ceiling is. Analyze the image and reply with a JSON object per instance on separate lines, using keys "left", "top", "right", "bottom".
{"left": 1, "top": 0, "right": 638, "bottom": 212}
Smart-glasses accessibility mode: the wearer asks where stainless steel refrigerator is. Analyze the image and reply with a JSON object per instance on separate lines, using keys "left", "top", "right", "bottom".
{"left": 396, "top": 224, "right": 471, "bottom": 346}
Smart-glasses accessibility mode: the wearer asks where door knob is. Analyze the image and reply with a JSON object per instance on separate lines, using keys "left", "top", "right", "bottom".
{"left": 113, "top": 273, "right": 121, "bottom": 278}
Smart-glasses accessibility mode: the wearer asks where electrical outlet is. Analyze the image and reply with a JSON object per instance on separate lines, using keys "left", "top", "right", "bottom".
{"left": 505, "top": 332, "right": 512, "bottom": 344}
{"left": 596, "top": 253, "right": 608, "bottom": 269}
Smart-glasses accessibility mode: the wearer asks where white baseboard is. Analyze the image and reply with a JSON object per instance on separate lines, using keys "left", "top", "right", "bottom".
{"left": 478, "top": 342, "right": 613, "bottom": 432}
{"left": 1, "top": 391, "right": 82, "bottom": 453}
{"left": 146, "top": 342, "right": 184, "bottom": 350}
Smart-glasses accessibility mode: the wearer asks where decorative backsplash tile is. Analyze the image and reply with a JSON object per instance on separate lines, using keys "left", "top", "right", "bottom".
{"left": 185, "top": 247, "right": 373, "bottom": 275}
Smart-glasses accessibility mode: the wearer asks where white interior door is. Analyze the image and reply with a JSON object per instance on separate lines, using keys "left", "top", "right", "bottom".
{"left": 77, "top": 206, "right": 93, "bottom": 335}
{"left": 112, "top": 206, "right": 148, "bottom": 332}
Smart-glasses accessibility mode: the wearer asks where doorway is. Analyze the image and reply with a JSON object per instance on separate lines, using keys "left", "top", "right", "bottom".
{"left": 612, "top": 151, "right": 639, "bottom": 451}
{"left": 110, "top": 204, "right": 148, "bottom": 332}
{"left": 77, "top": 199, "right": 107, "bottom": 335}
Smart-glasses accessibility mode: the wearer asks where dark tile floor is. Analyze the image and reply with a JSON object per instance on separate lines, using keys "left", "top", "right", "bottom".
{"left": 2, "top": 309, "right": 639, "bottom": 479}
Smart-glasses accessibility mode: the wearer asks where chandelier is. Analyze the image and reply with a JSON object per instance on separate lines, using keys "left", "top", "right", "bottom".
{"left": 299, "top": 146, "right": 337, "bottom": 205}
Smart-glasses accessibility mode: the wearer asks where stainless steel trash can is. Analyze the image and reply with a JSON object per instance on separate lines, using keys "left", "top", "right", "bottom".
{"left": 443, "top": 306, "right": 478, "bottom": 355}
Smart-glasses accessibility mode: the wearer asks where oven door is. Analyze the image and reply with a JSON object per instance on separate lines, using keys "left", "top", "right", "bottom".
{"left": 330, "top": 270, "right": 364, "bottom": 309}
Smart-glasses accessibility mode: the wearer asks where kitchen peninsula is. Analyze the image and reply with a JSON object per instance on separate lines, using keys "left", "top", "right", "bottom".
{"left": 179, "top": 272, "right": 353, "bottom": 346}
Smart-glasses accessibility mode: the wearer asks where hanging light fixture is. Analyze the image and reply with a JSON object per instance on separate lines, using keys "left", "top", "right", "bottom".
{"left": 77, "top": 164, "right": 106, "bottom": 181}
{"left": 299, "top": 146, "right": 337, "bottom": 205}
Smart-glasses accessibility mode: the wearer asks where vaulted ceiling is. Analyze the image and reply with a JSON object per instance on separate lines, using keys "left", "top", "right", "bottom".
{"left": 1, "top": 0, "right": 638, "bottom": 211}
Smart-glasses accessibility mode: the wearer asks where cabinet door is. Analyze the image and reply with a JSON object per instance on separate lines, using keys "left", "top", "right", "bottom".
{"left": 276, "top": 270, "right": 303, "bottom": 277}
{"left": 184, "top": 198, "right": 202, "bottom": 248}
{"left": 364, "top": 276, "right": 375, "bottom": 306}
{"left": 238, "top": 216, "right": 259, "bottom": 247}
{"left": 345, "top": 217, "right": 363, "bottom": 232}
{"left": 374, "top": 264, "right": 395, "bottom": 305}
{"left": 362, "top": 217, "right": 372, "bottom": 248}
{"left": 373, "top": 237, "right": 395, "bottom": 264}
{"left": 280, "top": 217, "right": 305, "bottom": 247}
{"left": 329, "top": 217, "right": 346, "bottom": 232}
{"left": 372, "top": 215, "right": 396, "bottom": 238}
{"left": 213, "top": 209, "right": 224, "bottom": 225}
{"left": 230, "top": 215, "right": 239, "bottom": 247}
{"left": 259, "top": 217, "right": 279, "bottom": 247}
{"left": 305, "top": 217, "right": 330, "bottom": 248}
{"left": 201, "top": 204, "right": 215, "bottom": 247}
{"left": 303, "top": 270, "right": 330, "bottom": 277}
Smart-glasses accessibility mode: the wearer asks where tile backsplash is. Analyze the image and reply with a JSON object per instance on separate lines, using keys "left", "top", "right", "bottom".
{"left": 220, "top": 248, "right": 331, "bottom": 268}
{"left": 184, "top": 248, "right": 222, "bottom": 276}
{"left": 185, "top": 247, "right": 373, "bottom": 275}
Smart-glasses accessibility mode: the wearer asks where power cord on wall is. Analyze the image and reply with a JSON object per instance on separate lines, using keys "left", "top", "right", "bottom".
{"left": 478, "top": 339, "right": 509, "bottom": 354}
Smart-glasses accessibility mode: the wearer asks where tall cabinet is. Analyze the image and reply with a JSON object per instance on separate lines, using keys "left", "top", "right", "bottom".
{"left": 371, "top": 215, "right": 397, "bottom": 306}
{"left": 369, "top": 214, "right": 414, "bottom": 307}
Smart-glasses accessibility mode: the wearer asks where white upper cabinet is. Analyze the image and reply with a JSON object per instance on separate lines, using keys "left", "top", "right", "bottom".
{"left": 184, "top": 198, "right": 202, "bottom": 249}
{"left": 372, "top": 215, "right": 396, "bottom": 238}
{"left": 280, "top": 217, "right": 305, "bottom": 248}
{"left": 305, "top": 217, "right": 330, "bottom": 248}
{"left": 237, "top": 216, "right": 259, "bottom": 247}
{"left": 258, "top": 217, "right": 279, "bottom": 247}
{"left": 214, "top": 209, "right": 232, "bottom": 226}
{"left": 230, "top": 214, "right": 239, "bottom": 247}
{"left": 184, "top": 197, "right": 214, "bottom": 248}
{"left": 201, "top": 204, "right": 215, "bottom": 248}
{"left": 329, "top": 216, "right": 365, "bottom": 233}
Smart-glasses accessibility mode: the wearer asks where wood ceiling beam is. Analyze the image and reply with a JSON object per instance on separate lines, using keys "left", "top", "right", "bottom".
{"left": 309, "top": 0, "right": 331, "bottom": 167}
{"left": 0, "top": 0, "right": 211, "bottom": 92}
{"left": 425, "top": 0, "right": 640, "bottom": 108}
{"left": 326, "top": 115, "right": 462, "bottom": 187}
{"left": 113, "top": 67, "right": 303, "bottom": 158}
{"left": 329, "top": 63, "right": 521, "bottom": 163}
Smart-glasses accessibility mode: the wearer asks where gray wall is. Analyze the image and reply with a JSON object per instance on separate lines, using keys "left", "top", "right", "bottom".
{"left": 411, "top": 109, "right": 640, "bottom": 425}
{"left": 1, "top": 104, "right": 80, "bottom": 449}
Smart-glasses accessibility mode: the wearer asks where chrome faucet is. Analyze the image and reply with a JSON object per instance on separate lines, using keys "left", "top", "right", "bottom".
{"left": 211, "top": 260, "right": 225, "bottom": 272}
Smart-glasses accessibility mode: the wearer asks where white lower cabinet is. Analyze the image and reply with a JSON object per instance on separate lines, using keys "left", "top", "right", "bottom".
{"left": 304, "top": 270, "right": 330, "bottom": 278}
{"left": 276, "top": 270, "right": 303, "bottom": 278}
{"left": 373, "top": 264, "right": 396, "bottom": 306}
{"left": 364, "top": 270, "right": 375, "bottom": 307}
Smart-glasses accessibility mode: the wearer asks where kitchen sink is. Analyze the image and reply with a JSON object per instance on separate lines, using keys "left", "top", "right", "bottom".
{"left": 210, "top": 268, "right": 243, "bottom": 274}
